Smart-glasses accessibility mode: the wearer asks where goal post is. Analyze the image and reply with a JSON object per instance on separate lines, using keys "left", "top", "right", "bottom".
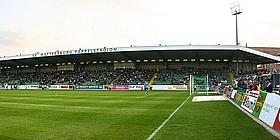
{"left": 189, "top": 75, "right": 192, "bottom": 95}
{"left": 189, "top": 74, "right": 209, "bottom": 95}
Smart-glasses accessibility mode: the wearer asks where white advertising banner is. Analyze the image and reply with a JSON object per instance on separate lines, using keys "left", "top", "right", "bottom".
{"left": 241, "top": 90, "right": 259, "bottom": 113}
{"left": 128, "top": 85, "right": 144, "bottom": 90}
{"left": 231, "top": 90, "right": 237, "bottom": 99}
{"left": 152, "top": 85, "right": 188, "bottom": 90}
{"left": 17, "top": 85, "right": 41, "bottom": 90}
{"left": 259, "top": 93, "right": 280, "bottom": 127}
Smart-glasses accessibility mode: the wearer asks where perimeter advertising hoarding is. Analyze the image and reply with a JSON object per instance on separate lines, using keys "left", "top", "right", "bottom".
{"left": 224, "top": 86, "right": 230, "bottom": 95}
{"left": 241, "top": 90, "right": 259, "bottom": 113}
{"left": 75, "top": 85, "right": 103, "bottom": 90}
{"left": 17, "top": 85, "right": 41, "bottom": 90}
{"left": 273, "top": 108, "right": 280, "bottom": 132}
{"left": 259, "top": 93, "right": 280, "bottom": 127}
{"left": 252, "top": 91, "right": 268, "bottom": 117}
{"left": 152, "top": 85, "right": 188, "bottom": 90}
{"left": 49, "top": 85, "right": 73, "bottom": 90}
{"left": 230, "top": 89, "right": 237, "bottom": 99}
{"left": 111, "top": 85, "right": 129, "bottom": 90}
{"left": 128, "top": 85, "right": 144, "bottom": 90}
{"left": 233, "top": 89, "right": 246, "bottom": 106}
{"left": 111, "top": 85, "right": 144, "bottom": 90}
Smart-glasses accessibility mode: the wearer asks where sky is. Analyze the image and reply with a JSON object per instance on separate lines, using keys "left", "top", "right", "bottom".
{"left": 0, "top": 0, "right": 279, "bottom": 56}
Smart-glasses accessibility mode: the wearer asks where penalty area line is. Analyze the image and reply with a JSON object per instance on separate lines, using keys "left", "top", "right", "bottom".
{"left": 136, "top": 92, "right": 162, "bottom": 98}
{"left": 146, "top": 95, "right": 191, "bottom": 140}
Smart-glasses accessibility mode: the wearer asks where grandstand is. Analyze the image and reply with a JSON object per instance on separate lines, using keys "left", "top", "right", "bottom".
{"left": 0, "top": 45, "right": 279, "bottom": 89}
{"left": 0, "top": 45, "right": 280, "bottom": 139}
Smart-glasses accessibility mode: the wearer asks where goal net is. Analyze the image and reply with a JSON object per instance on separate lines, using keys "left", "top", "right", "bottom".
{"left": 189, "top": 75, "right": 209, "bottom": 95}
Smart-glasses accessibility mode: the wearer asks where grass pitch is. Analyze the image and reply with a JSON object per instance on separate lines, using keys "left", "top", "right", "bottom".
{"left": 0, "top": 90, "right": 277, "bottom": 140}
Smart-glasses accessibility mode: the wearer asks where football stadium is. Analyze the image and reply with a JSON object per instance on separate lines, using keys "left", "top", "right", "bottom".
{"left": 0, "top": 45, "right": 280, "bottom": 139}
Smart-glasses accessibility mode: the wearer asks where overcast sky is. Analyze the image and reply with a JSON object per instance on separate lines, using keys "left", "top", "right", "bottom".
{"left": 0, "top": 0, "right": 279, "bottom": 56}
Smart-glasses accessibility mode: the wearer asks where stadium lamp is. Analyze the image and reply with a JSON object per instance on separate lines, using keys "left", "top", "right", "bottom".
{"left": 230, "top": 2, "right": 242, "bottom": 45}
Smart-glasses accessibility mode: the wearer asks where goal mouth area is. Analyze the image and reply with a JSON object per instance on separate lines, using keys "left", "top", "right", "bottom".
{"left": 192, "top": 95, "right": 227, "bottom": 102}
{"left": 196, "top": 91, "right": 219, "bottom": 94}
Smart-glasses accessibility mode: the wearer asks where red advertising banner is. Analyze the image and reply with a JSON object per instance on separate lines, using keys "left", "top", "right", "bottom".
{"left": 273, "top": 108, "right": 280, "bottom": 132}
{"left": 60, "top": 85, "right": 70, "bottom": 89}
{"left": 49, "top": 85, "right": 73, "bottom": 90}
{"left": 112, "top": 85, "right": 129, "bottom": 90}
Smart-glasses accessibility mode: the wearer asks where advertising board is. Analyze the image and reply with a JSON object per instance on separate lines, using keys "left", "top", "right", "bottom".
{"left": 259, "top": 93, "right": 280, "bottom": 127}
{"left": 75, "top": 85, "right": 104, "bottom": 90}
{"left": 241, "top": 90, "right": 259, "bottom": 113}
{"left": 230, "top": 89, "right": 237, "bottom": 99}
{"left": 112, "top": 85, "right": 129, "bottom": 90}
{"left": 49, "top": 85, "right": 74, "bottom": 90}
{"left": 252, "top": 91, "right": 268, "bottom": 117}
{"left": 273, "top": 108, "right": 280, "bottom": 132}
{"left": 128, "top": 85, "right": 144, "bottom": 90}
{"left": 233, "top": 89, "right": 246, "bottom": 106}
{"left": 17, "top": 85, "right": 41, "bottom": 90}
{"left": 152, "top": 85, "right": 188, "bottom": 90}
{"left": 273, "top": 109, "right": 280, "bottom": 132}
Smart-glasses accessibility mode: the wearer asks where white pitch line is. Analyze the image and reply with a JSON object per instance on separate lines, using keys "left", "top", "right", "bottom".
{"left": 146, "top": 95, "right": 191, "bottom": 140}
{"left": 0, "top": 101, "right": 150, "bottom": 111}
{"left": 136, "top": 92, "right": 163, "bottom": 98}
{"left": 136, "top": 96, "right": 146, "bottom": 98}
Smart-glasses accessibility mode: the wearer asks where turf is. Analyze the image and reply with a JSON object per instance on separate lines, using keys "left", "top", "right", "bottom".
{"left": 0, "top": 90, "right": 277, "bottom": 140}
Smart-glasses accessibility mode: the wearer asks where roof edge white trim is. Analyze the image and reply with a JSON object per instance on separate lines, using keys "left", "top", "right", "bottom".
{"left": 0, "top": 45, "right": 279, "bottom": 62}
{"left": 239, "top": 46, "right": 280, "bottom": 62}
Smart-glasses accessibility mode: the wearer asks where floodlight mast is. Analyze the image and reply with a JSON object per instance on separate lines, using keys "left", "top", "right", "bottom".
{"left": 231, "top": 3, "right": 242, "bottom": 45}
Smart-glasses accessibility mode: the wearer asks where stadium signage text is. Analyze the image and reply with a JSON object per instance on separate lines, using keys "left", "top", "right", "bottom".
{"left": 76, "top": 85, "right": 104, "bottom": 90}
{"left": 49, "top": 85, "right": 74, "bottom": 90}
{"left": 32, "top": 47, "right": 118, "bottom": 57}
{"left": 112, "top": 85, "right": 129, "bottom": 90}
{"left": 152, "top": 85, "right": 188, "bottom": 90}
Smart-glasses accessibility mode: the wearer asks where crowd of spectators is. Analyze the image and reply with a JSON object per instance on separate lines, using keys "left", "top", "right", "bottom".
{"left": 0, "top": 68, "right": 230, "bottom": 87}
{"left": 0, "top": 69, "right": 155, "bottom": 86}
{"left": 154, "top": 69, "right": 189, "bottom": 85}
{"left": 113, "top": 69, "right": 154, "bottom": 85}
{"left": 0, "top": 70, "right": 118, "bottom": 86}
{"left": 3, "top": 68, "right": 272, "bottom": 89}
{"left": 231, "top": 69, "right": 278, "bottom": 93}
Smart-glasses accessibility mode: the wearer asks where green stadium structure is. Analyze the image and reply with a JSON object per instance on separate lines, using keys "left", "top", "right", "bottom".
{"left": 0, "top": 45, "right": 279, "bottom": 90}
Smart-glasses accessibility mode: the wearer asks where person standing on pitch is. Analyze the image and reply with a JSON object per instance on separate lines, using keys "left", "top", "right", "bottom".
{"left": 144, "top": 82, "right": 149, "bottom": 95}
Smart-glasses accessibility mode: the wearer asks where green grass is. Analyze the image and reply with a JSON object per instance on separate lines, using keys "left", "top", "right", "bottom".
{"left": 0, "top": 90, "right": 277, "bottom": 140}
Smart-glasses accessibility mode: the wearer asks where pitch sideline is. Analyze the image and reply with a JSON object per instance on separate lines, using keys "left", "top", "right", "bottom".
{"left": 146, "top": 95, "right": 191, "bottom": 140}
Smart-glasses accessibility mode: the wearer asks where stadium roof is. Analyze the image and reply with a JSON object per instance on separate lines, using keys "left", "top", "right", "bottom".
{"left": 250, "top": 47, "right": 280, "bottom": 56}
{"left": 0, "top": 45, "right": 279, "bottom": 67}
